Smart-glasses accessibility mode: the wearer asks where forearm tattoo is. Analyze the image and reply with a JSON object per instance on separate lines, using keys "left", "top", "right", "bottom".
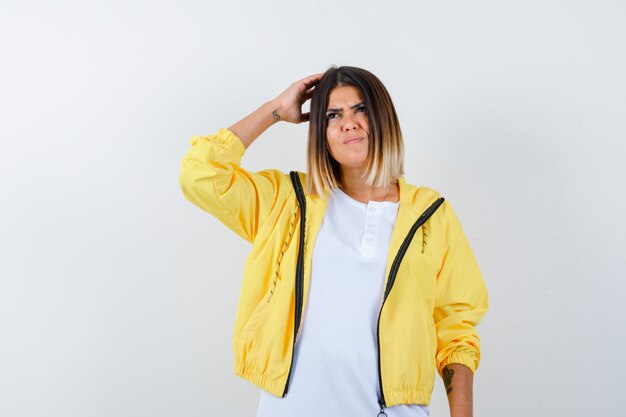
{"left": 443, "top": 367, "right": 455, "bottom": 394}
{"left": 272, "top": 109, "right": 281, "bottom": 121}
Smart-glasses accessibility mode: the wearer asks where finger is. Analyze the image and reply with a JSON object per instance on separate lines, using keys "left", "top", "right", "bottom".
{"left": 300, "top": 73, "right": 324, "bottom": 88}
{"left": 304, "top": 87, "right": 315, "bottom": 101}
{"left": 302, "top": 72, "right": 324, "bottom": 81}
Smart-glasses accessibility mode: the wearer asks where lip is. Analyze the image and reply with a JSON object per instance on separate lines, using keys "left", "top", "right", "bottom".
{"left": 344, "top": 137, "right": 364, "bottom": 144}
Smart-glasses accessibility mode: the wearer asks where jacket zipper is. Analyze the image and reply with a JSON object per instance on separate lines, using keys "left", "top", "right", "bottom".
{"left": 282, "top": 172, "right": 307, "bottom": 396}
{"left": 283, "top": 171, "right": 445, "bottom": 409}
{"left": 375, "top": 197, "right": 445, "bottom": 411}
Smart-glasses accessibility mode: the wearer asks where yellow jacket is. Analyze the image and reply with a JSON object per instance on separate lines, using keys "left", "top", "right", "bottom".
{"left": 179, "top": 128, "right": 488, "bottom": 407}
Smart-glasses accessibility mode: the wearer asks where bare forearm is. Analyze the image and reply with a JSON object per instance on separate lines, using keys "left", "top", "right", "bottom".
{"left": 443, "top": 363, "right": 474, "bottom": 417}
{"left": 227, "top": 99, "right": 281, "bottom": 150}
{"left": 226, "top": 73, "right": 323, "bottom": 150}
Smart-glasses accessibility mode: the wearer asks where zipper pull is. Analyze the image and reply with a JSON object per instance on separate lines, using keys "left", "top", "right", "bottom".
{"left": 377, "top": 401, "right": 388, "bottom": 417}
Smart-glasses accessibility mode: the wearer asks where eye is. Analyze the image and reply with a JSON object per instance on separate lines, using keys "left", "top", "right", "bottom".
{"left": 326, "top": 113, "right": 338, "bottom": 120}
{"left": 356, "top": 105, "right": 367, "bottom": 113}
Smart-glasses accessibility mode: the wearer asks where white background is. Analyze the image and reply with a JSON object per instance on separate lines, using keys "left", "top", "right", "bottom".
{"left": 1, "top": 1, "right": 625, "bottom": 416}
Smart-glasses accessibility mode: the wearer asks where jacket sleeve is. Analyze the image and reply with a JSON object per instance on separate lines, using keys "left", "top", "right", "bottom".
{"left": 179, "top": 127, "right": 285, "bottom": 243}
{"left": 434, "top": 201, "right": 489, "bottom": 376}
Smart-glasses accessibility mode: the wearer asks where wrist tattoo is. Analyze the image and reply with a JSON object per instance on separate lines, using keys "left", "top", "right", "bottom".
{"left": 443, "top": 367, "right": 455, "bottom": 394}
{"left": 272, "top": 109, "right": 281, "bottom": 121}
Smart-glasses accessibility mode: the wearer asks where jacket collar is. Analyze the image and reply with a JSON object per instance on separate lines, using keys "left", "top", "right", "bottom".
{"left": 301, "top": 174, "right": 441, "bottom": 219}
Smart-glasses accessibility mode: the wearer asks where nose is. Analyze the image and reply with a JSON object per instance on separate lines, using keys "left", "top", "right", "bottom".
{"left": 342, "top": 114, "right": 359, "bottom": 131}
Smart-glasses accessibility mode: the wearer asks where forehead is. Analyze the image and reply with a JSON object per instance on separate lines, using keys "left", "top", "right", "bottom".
{"left": 326, "top": 85, "right": 363, "bottom": 109}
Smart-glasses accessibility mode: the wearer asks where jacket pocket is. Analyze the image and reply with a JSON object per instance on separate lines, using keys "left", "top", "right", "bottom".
{"left": 239, "top": 291, "right": 272, "bottom": 342}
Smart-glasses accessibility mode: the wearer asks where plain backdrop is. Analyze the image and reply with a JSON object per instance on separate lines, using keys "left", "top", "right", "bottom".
{"left": 1, "top": 1, "right": 625, "bottom": 416}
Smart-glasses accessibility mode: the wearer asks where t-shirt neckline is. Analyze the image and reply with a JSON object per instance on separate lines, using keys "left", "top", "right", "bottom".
{"left": 333, "top": 187, "right": 400, "bottom": 209}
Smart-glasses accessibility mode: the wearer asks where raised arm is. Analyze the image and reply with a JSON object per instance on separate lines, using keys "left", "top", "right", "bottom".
{"left": 228, "top": 73, "right": 324, "bottom": 149}
{"left": 179, "top": 73, "right": 323, "bottom": 242}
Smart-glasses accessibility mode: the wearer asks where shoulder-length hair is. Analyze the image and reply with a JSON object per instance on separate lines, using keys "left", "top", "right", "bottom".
{"left": 306, "top": 66, "right": 405, "bottom": 197}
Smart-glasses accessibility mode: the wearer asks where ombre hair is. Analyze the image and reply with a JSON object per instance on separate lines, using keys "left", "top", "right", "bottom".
{"left": 306, "top": 66, "right": 405, "bottom": 197}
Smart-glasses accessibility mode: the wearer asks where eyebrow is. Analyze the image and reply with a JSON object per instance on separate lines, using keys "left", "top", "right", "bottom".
{"left": 326, "top": 101, "right": 365, "bottom": 113}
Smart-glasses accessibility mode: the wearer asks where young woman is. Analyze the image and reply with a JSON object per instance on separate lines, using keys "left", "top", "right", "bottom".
{"left": 179, "top": 66, "right": 488, "bottom": 417}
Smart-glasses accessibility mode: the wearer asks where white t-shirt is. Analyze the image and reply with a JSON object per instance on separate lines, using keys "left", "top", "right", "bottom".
{"left": 256, "top": 187, "right": 429, "bottom": 417}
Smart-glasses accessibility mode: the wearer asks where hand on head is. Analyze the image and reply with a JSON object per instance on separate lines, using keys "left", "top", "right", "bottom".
{"left": 272, "top": 73, "right": 324, "bottom": 124}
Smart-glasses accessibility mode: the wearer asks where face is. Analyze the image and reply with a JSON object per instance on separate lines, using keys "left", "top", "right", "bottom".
{"left": 325, "top": 85, "right": 370, "bottom": 172}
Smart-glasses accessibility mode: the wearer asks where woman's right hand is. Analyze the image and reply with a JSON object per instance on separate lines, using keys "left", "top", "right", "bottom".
{"left": 227, "top": 72, "right": 325, "bottom": 149}
{"left": 271, "top": 73, "right": 325, "bottom": 124}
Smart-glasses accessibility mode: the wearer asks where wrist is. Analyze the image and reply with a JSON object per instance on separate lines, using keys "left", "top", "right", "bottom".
{"left": 264, "top": 99, "right": 284, "bottom": 123}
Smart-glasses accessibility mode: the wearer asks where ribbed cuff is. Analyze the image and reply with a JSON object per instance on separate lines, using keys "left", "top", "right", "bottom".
{"left": 437, "top": 350, "right": 479, "bottom": 377}
{"left": 213, "top": 127, "right": 247, "bottom": 157}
